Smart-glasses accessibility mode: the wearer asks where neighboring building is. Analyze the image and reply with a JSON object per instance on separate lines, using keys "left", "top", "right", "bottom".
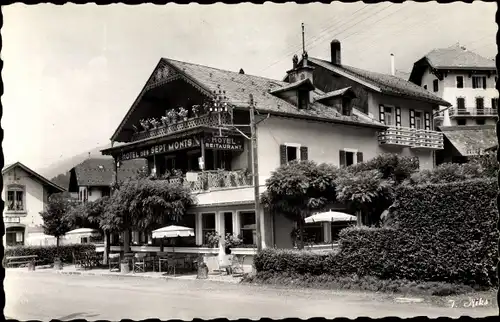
{"left": 2, "top": 162, "right": 65, "bottom": 247}
{"left": 100, "top": 40, "right": 448, "bottom": 259}
{"left": 408, "top": 43, "right": 498, "bottom": 163}
{"left": 437, "top": 125, "right": 497, "bottom": 164}
{"left": 409, "top": 43, "right": 497, "bottom": 127}
{"left": 68, "top": 157, "right": 147, "bottom": 203}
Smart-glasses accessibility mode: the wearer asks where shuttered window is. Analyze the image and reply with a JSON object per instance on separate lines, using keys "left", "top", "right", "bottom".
{"left": 395, "top": 107, "right": 401, "bottom": 127}
{"left": 379, "top": 105, "right": 385, "bottom": 124}
{"left": 409, "top": 109, "right": 416, "bottom": 129}
{"left": 279, "top": 145, "right": 287, "bottom": 165}
{"left": 424, "top": 112, "right": 431, "bottom": 130}
{"left": 356, "top": 152, "right": 364, "bottom": 163}
{"left": 339, "top": 150, "right": 346, "bottom": 168}
{"left": 300, "top": 146, "right": 308, "bottom": 161}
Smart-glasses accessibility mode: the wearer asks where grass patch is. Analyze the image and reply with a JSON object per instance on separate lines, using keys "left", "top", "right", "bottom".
{"left": 242, "top": 272, "right": 493, "bottom": 297}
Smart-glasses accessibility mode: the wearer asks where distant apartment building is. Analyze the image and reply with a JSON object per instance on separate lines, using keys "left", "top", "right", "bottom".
{"left": 2, "top": 162, "right": 65, "bottom": 246}
{"left": 409, "top": 43, "right": 498, "bottom": 163}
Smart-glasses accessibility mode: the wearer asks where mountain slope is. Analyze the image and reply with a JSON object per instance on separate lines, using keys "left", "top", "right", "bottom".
{"left": 40, "top": 144, "right": 111, "bottom": 181}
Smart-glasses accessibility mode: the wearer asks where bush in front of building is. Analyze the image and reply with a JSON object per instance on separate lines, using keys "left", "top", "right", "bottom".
{"left": 254, "top": 179, "right": 498, "bottom": 288}
{"left": 347, "top": 153, "right": 419, "bottom": 183}
{"left": 4, "top": 244, "right": 96, "bottom": 265}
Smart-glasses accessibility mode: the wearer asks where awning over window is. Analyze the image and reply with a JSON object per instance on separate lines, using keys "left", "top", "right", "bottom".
{"left": 440, "top": 125, "right": 496, "bottom": 156}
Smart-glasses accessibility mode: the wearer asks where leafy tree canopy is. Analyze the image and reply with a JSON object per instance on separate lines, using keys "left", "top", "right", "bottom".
{"left": 40, "top": 193, "right": 76, "bottom": 245}
{"left": 262, "top": 160, "right": 341, "bottom": 222}
{"left": 347, "top": 153, "right": 419, "bottom": 184}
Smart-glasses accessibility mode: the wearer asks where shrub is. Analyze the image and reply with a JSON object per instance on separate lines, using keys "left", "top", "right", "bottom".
{"left": 405, "top": 162, "right": 486, "bottom": 185}
{"left": 4, "top": 244, "right": 96, "bottom": 265}
{"left": 254, "top": 179, "right": 499, "bottom": 288}
{"left": 348, "top": 153, "right": 419, "bottom": 183}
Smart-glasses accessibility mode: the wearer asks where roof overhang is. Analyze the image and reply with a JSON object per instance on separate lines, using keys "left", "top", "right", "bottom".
{"left": 314, "top": 87, "right": 357, "bottom": 103}
{"left": 2, "top": 162, "right": 66, "bottom": 192}
{"left": 269, "top": 78, "right": 315, "bottom": 95}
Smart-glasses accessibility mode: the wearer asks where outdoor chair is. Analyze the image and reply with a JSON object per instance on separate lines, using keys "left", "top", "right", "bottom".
{"left": 108, "top": 253, "right": 120, "bottom": 272}
{"left": 133, "top": 253, "right": 147, "bottom": 273}
{"left": 160, "top": 255, "right": 176, "bottom": 275}
{"left": 217, "top": 255, "right": 233, "bottom": 276}
{"left": 231, "top": 255, "right": 246, "bottom": 276}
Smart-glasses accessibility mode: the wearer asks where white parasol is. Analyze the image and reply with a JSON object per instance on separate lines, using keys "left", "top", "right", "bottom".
{"left": 305, "top": 210, "right": 356, "bottom": 224}
{"left": 152, "top": 225, "right": 195, "bottom": 254}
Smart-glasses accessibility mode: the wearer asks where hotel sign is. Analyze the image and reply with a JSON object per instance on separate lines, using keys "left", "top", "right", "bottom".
{"left": 4, "top": 217, "right": 20, "bottom": 223}
{"left": 118, "top": 134, "right": 244, "bottom": 161}
{"left": 204, "top": 135, "right": 244, "bottom": 151}
{"left": 119, "top": 137, "right": 201, "bottom": 161}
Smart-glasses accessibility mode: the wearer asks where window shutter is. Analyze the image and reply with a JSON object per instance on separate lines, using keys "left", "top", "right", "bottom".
{"left": 395, "top": 107, "right": 401, "bottom": 127}
{"left": 279, "top": 145, "right": 287, "bottom": 165}
{"left": 483, "top": 77, "right": 487, "bottom": 89}
{"left": 300, "top": 146, "right": 308, "bottom": 161}
{"left": 424, "top": 112, "right": 431, "bottom": 130}
{"left": 339, "top": 150, "right": 346, "bottom": 168}
{"left": 409, "top": 109, "right": 416, "bottom": 129}
{"left": 379, "top": 105, "right": 385, "bottom": 124}
{"left": 356, "top": 152, "right": 364, "bottom": 163}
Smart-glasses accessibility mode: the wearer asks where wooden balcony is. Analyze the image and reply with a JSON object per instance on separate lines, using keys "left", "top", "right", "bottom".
{"left": 163, "top": 169, "right": 253, "bottom": 193}
{"left": 449, "top": 107, "right": 498, "bottom": 117}
{"left": 412, "top": 129, "right": 444, "bottom": 150}
{"left": 131, "top": 112, "right": 231, "bottom": 142}
{"left": 378, "top": 127, "right": 416, "bottom": 147}
{"left": 378, "top": 127, "right": 443, "bottom": 150}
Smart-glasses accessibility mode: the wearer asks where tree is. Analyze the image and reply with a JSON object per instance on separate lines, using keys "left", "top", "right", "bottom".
{"left": 40, "top": 193, "right": 76, "bottom": 251}
{"left": 262, "top": 160, "right": 340, "bottom": 249}
{"left": 335, "top": 169, "right": 394, "bottom": 226}
{"left": 104, "top": 178, "right": 196, "bottom": 253}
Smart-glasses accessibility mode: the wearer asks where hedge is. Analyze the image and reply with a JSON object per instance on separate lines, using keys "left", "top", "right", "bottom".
{"left": 254, "top": 179, "right": 499, "bottom": 287}
{"left": 4, "top": 244, "right": 97, "bottom": 265}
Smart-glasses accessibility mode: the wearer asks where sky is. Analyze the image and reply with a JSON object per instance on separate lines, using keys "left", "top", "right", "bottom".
{"left": 2, "top": 2, "right": 497, "bottom": 171}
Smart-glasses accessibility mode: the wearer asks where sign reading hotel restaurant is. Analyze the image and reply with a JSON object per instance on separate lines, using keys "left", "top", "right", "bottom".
{"left": 204, "top": 135, "right": 244, "bottom": 151}
{"left": 119, "top": 137, "right": 201, "bottom": 161}
{"left": 118, "top": 134, "right": 244, "bottom": 161}
{"left": 4, "top": 217, "right": 20, "bottom": 223}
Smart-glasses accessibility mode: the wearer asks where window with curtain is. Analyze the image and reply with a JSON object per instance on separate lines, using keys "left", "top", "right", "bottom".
{"left": 7, "top": 186, "right": 24, "bottom": 211}
{"left": 202, "top": 213, "right": 216, "bottom": 245}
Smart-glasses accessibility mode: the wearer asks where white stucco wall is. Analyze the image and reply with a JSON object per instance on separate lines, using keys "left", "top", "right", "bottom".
{"left": 3, "top": 167, "right": 51, "bottom": 245}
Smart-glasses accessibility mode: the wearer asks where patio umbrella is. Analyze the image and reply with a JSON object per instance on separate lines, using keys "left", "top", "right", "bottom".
{"left": 152, "top": 225, "right": 195, "bottom": 254}
{"left": 304, "top": 210, "right": 356, "bottom": 249}
{"left": 304, "top": 211, "right": 356, "bottom": 224}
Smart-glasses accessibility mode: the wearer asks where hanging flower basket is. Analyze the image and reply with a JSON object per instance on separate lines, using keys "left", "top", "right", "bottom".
{"left": 167, "top": 109, "right": 178, "bottom": 124}
{"left": 139, "top": 119, "right": 150, "bottom": 131}
{"left": 161, "top": 116, "right": 169, "bottom": 127}
{"left": 192, "top": 105, "right": 200, "bottom": 118}
{"left": 178, "top": 107, "right": 188, "bottom": 121}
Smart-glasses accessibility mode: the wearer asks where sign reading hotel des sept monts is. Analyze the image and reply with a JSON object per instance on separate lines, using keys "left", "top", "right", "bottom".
{"left": 118, "top": 135, "right": 244, "bottom": 161}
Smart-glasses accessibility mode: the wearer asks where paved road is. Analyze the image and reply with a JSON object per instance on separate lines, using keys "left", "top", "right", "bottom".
{"left": 4, "top": 270, "right": 497, "bottom": 320}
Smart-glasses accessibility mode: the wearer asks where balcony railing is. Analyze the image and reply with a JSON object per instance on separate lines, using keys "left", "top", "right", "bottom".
{"left": 131, "top": 112, "right": 231, "bottom": 142}
{"left": 378, "top": 126, "right": 443, "bottom": 150}
{"left": 162, "top": 169, "right": 253, "bottom": 193}
{"left": 448, "top": 107, "right": 498, "bottom": 117}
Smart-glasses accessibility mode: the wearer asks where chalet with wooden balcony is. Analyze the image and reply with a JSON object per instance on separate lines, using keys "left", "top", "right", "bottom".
{"left": 101, "top": 43, "right": 451, "bottom": 254}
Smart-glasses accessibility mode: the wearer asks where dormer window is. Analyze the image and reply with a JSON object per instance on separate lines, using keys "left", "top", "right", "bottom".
{"left": 298, "top": 90, "right": 309, "bottom": 109}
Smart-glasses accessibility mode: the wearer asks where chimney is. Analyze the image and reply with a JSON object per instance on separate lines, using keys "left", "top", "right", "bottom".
{"left": 331, "top": 39, "right": 341, "bottom": 65}
{"left": 390, "top": 54, "right": 395, "bottom": 76}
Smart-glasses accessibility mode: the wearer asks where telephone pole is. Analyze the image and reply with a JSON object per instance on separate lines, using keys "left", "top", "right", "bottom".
{"left": 249, "top": 94, "right": 262, "bottom": 252}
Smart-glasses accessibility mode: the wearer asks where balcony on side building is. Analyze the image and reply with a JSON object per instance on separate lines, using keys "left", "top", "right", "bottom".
{"left": 449, "top": 107, "right": 498, "bottom": 118}
{"left": 378, "top": 126, "right": 443, "bottom": 150}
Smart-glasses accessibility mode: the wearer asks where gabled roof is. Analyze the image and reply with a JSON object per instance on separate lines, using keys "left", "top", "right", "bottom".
{"left": 2, "top": 162, "right": 66, "bottom": 192}
{"left": 71, "top": 158, "right": 147, "bottom": 187}
{"left": 110, "top": 58, "right": 387, "bottom": 142}
{"left": 423, "top": 44, "right": 496, "bottom": 70}
{"left": 439, "top": 125, "right": 497, "bottom": 156}
{"left": 307, "top": 57, "right": 451, "bottom": 107}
